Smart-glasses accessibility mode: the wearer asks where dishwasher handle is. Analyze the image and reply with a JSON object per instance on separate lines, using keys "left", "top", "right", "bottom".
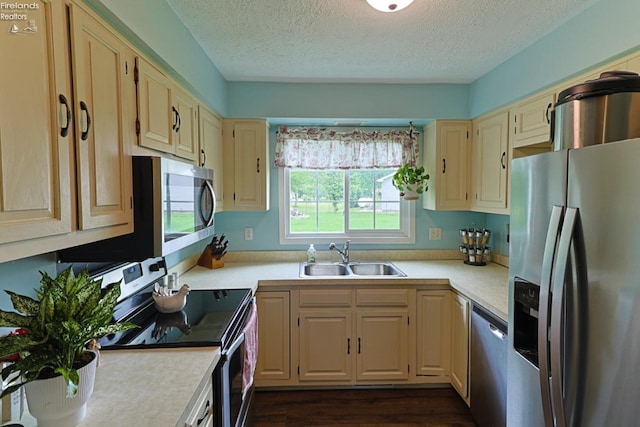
{"left": 489, "top": 323, "right": 507, "bottom": 340}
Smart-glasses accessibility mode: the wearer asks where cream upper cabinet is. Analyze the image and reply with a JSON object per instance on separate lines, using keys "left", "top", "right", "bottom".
{"left": 255, "top": 291, "right": 291, "bottom": 384}
{"left": 416, "top": 290, "right": 452, "bottom": 377}
{"left": 422, "top": 121, "right": 471, "bottom": 211}
{"left": 136, "top": 56, "right": 173, "bottom": 154}
{"left": 450, "top": 292, "right": 470, "bottom": 403}
{"left": 0, "top": 0, "right": 73, "bottom": 246}
{"left": 135, "top": 57, "right": 198, "bottom": 162}
{"left": 511, "top": 90, "right": 555, "bottom": 149}
{"left": 198, "top": 105, "right": 224, "bottom": 212}
{"left": 173, "top": 85, "right": 199, "bottom": 162}
{"left": 471, "top": 110, "right": 510, "bottom": 214}
{"left": 69, "top": 4, "right": 133, "bottom": 230}
{"left": 626, "top": 54, "right": 640, "bottom": 74}
{"left": 0, "top": 0, "right": 134, "bottom": 262}
{"left": 222, "top": 119, "right": 270, "bottom": 211}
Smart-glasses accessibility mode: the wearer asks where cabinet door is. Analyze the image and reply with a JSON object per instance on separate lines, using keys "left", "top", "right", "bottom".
{"left": 512, "top": 91, "right": 555, "bottom": 148}
{"left": 416, "top": 291, "right": 452, "bottom": 376}
{"left": 223, "top": 119, "right": 269, "bottom": 211}
{"left": 198, "top": 106, "right": 224, "bottom": 212}
{"left": 423, "top": 121, "right": 470, "bottom": 210}
{"left": 471, "top": 111, "right": 509, "bottom": 213}
{"left": 298, "top": 309, "right": 353, "bottom": 382}
{"left": 136, "top": 57, "right": 173, "bottom": 153}
{"left": 627, "top": 54, "right": 640, "bottom": 74}
{"left": 356, "top": 309, "right": 409, "bottom": 381}
{"left": 255, "top": 291, "right": 290, "bottom": 382}
{"left": 69, "top": 5, "right": 133, "bottom": 230}
{"left": 450, "top": 293, "right": 470, "bottom": 401}
{"left": 0, "top": 0, "right": 73, "bottom": 245}
{"left": 173, "top": 85, "right": 198, "bottom": 162}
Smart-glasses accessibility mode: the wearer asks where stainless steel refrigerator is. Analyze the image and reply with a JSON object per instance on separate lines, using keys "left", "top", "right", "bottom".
{"left": 507, "top": 137, "right": 640, "bottom": 426}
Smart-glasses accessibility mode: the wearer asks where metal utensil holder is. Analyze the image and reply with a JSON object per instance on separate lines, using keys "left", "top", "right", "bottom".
{"left": 459, "top": 228, "right": 491, "bottom": 266}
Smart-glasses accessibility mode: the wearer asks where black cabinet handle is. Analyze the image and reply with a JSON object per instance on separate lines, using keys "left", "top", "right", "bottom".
{"left": 500, "top": 152, "right": 506, "bottom": 169}
{"left": 59, "top": 94, "right": 71, "bottom": 137}
{"left": 171, "top": 106, "right": 178, "bottom": 131}
{"left": 79, "top": 101, "right": 91, "bottom": 141}
{"left": 347, "top": 338, "right": 350, "bottom": 355}
{"left": 545, "top": 102, "right": 552, "bottom": 124}
{"left": 442, "top": 159, "right": 446, "bottom": 174}
{"left": 257, "top": 157, "right": 260, "bottom": 173}
{"left": 358, "top": 337, "right": 361, "bottom": 354}
{"left": 196, "top": 399, "right": 211, "bottom": 425}
{"left": 200, "top": 148, "right": 206, "bottom": 167}
{"left": 175, "top": 110, "right": 181, "bottom": 132}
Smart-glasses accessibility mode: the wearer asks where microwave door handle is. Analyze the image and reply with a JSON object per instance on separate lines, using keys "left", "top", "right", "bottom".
{"left": 539, "top": 205, "right": 564, "bottom": 427}
{"left": 201, "top": 180, "right": 216, "bottom": 226}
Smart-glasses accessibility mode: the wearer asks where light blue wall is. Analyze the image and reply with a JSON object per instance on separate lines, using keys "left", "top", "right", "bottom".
{"left": 470, "top": 0, "right": 640, "bottom": 117}
{"left": 84, "top": 0, "right": 228, "bottom": 116}
{"left": 227, "top": 82, "right": 469, "bottom": 120}
{"left": 3, "top": 0, "right": 640, "bottom": 284}
{"left": 214, "top": 126, "right": 486, "bottom": 252}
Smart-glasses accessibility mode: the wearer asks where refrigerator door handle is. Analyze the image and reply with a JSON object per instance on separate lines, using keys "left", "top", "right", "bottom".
{"left": 539, "top": 205, "right": 564, "bottom": 427}
{"left": 550, "top": 207, "right": 588, "bottom": 427}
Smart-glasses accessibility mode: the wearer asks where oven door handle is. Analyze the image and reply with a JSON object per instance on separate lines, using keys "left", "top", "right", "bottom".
{"left": 226, "top": 330, "right": 245, "bottom": 356}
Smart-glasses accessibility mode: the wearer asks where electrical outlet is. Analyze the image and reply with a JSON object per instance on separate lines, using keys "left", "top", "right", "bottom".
{"left": 429, "top": 227, "right": 442, "bottom": 240}
{"left": 244, "top": 227, "right": 253, "bottom": 241}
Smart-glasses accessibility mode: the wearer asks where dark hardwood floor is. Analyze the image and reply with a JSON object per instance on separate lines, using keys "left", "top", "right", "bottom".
{"left": 252, "top": 387, "right": 477, "bottom": 427}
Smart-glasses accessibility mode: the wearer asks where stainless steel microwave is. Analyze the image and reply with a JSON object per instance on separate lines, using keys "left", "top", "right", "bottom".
{"left": 59, "top": 156, "right": 216, "bottom": 262}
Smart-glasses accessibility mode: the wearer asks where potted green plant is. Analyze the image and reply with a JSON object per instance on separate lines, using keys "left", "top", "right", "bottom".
{"left": 392, "top": 163, "right": 430, "bottom": 200}
{"left": 0, "top": 267, "right": 136, "bottom": 426}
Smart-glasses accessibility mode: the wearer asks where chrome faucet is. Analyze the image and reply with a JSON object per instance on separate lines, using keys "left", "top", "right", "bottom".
{"left": 329, "top": 240, "right": 350, "bottom": 263}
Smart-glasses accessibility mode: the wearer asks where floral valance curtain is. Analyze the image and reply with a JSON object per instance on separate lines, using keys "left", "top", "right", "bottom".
{"left": 274, "top": 126, "right": 419, "bottom": 170}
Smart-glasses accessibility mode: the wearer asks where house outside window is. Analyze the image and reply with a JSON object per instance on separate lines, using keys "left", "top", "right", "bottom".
{"left": 275, "top": 126, "right": 419, "bottom": 245}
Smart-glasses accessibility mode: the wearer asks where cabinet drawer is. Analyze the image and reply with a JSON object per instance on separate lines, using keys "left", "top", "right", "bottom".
{"left": 184, "top": 377, "right": 213, "bottom": 427}
{"left": 299, "top": 290, "right": 352, "bottom": 307}
{"left": 356, "top": 289, "right": 409, "bottom": 307}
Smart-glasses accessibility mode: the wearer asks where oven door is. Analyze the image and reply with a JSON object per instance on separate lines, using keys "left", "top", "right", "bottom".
{"left": 214, "top": 331, "right": 254, "bottom": 427}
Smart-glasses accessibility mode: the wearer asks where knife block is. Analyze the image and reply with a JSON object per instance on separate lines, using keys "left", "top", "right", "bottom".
{"left": 198, "top": 246, "right": 224, "bottom": 269}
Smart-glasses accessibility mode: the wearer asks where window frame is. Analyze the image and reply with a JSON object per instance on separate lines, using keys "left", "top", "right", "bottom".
{"left": 278, "top": 168, "right": 415, "bottom": 245}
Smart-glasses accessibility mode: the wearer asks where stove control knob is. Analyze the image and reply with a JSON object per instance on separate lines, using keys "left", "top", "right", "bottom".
{"left": 149, "top": 260, "right": 166, "bottom": 272}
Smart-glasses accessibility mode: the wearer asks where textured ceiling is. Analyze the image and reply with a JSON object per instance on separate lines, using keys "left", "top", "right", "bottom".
{"left": 165, "top": 0, "right": 598, "bottom": 84}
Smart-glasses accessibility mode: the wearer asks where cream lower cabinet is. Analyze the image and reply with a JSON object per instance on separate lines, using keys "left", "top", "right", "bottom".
{"left": 222, "top": 119, "right": 270, "bottom": 211}
{"left": 450, "top": 292, "right": 470, "bottom": 403}
{"left": 183, "top": 376, "right": 213, "bottom": 427}
{"left": 471, "top": 110, "right": 510, "bottom": 214}
{"left": 0, "top": 1, "right": 134, "bottom": 262}
{"left": 416, "top": 290, "right": 452, "bottom": 377}
{"left": 255, "top": 291, "right": 291, "bottom": 384}
{"left": 422, "top": 121, "right": 471, "bottom": 211}
{"left": 296, "top": 288, "right": 410, "bottom": 384}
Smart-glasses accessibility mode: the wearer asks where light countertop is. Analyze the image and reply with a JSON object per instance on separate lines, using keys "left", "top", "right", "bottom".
{"left": 10, "top": 347, "right": 220, "bottom": 427}
{"left": 180, "top": 259, "right": 509, "bottom": 321}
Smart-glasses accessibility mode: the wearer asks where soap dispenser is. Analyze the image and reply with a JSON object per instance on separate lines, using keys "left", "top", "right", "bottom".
{"left": 307, "top": 244, "right": 317, "bottom": 264}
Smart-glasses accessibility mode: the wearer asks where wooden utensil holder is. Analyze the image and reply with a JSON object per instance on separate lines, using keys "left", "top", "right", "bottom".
{"left": 198, "top": 246, "right": 225, "bottom": 269}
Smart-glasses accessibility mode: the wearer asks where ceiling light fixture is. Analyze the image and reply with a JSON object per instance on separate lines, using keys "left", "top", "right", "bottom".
{"left": 366, "top": 0, "right": 414, "bottom": 13}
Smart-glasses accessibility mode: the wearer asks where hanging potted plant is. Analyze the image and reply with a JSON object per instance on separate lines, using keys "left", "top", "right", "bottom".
{"left": 0, "top": 267, "right": 136, "bottom": 427}
{"left": 392, "top": 163, "right": 430, "bottom": 200}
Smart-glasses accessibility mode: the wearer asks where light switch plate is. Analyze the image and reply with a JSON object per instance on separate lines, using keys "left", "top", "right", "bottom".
{"left": 244, "top": 227, "right": 253, "bottom": 240}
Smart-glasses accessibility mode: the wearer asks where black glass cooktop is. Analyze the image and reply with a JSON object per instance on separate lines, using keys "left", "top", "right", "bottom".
{"left": 99, "top": 288, "right": 252, "bottom": 350}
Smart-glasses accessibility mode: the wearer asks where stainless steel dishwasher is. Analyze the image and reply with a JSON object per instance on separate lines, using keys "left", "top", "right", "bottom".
{"left": 471, "top": 303, "right": 508, "bottom": 427}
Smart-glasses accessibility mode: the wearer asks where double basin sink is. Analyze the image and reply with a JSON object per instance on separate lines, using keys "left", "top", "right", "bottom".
{"left": 299, "top": 261, "right": 406, "bottom": 277}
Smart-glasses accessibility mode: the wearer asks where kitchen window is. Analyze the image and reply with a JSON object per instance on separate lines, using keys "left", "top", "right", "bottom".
{"left": 276, "top": 126, "right": 418, "bottom": 245}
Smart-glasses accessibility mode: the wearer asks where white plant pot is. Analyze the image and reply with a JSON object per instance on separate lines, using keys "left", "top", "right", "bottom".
{"left": 402, "top": 189, "right": 420, "bottom": 200}
{"left": 24, "top": 352, "right": 97, "bottom": 427}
